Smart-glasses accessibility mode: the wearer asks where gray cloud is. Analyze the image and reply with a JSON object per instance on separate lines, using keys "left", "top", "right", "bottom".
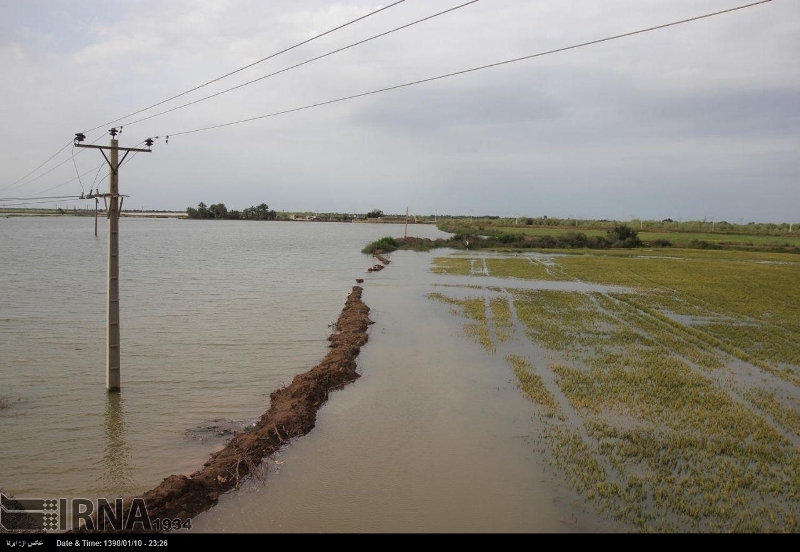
{"left": 1, "top": 0, "right": 798, "bottom": 223}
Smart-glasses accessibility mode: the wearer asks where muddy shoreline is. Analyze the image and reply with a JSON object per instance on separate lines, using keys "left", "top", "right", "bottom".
{"left": 70, "top": 283, "right": 375, "bottom": 533}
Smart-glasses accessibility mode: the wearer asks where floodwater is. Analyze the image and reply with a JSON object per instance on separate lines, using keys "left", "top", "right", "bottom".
{"left": 0, "top": 217, "right": 447, "bottom": 500}
{"left": 1, "top": 217, "right": 622, "bottom": 532}
{"left": 191, "top": 251, "right": 625, "bottom": 533}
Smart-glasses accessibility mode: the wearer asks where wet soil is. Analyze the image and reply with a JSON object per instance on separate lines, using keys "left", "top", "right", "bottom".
{"left": 70, "top": 283, "right": 375, "bottom": 533}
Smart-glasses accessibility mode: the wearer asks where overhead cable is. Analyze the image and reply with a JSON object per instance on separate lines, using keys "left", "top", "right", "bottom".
{"left": 120, "top": 1, "right": 480, "bottom": 128}
{"left": 163, "top": 1, "right": 772, "bottom": 139}
{"left": 81, "top": 0, "right": 409, "bottom": 134}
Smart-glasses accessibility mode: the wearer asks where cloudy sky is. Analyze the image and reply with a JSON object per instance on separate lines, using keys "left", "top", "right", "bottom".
{"left": 1, "top": 0, "right": 797, "bottom": 222}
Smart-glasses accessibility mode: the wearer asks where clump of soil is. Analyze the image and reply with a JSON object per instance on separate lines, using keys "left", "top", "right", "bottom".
{"left": 367, "top": 253, "right": 391, "bottom": 272}
{"left": 71, "top": 285, "right": 373, "bottom": 533}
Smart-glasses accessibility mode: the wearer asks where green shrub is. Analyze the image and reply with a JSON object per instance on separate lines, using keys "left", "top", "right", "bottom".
{"left": 607, "top": 224, "right": 643, "bottom": 248}
{"left": 362, "top": 236, "right": 399, "bottom": 254}
{"left": 689, "top": 239, "right": 722, "bottom": 250}
{"left": 650, "top": 239, "right": 673, "bottom": 248}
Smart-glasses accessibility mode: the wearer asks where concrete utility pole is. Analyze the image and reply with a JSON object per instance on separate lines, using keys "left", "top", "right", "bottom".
{"left": 74, "top": 130, "right": 153, "bottom": 392}
{"left": 404, "top": 207, "right": 409, "bottom": 238}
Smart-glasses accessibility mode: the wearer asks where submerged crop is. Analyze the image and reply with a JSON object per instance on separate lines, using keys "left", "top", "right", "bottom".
{"left": 427, "top": 249, "right": 800, "bottom": 532}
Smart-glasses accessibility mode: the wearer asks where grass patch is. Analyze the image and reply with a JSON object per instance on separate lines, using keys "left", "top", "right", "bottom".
{"left": 505, "top": 355, "right": 560, "bottom": 417}
{"left": 427, "top": 292, "right": 494, "bottom": 352}
{"left": 430, "top": 257, "right": 473, "bottom": 276}
{"left": 490, "top": 297, "right": 514, "bottom": 343}
{"left": 485, "top": 257, "right": 567, "bottom": 280}
{"left": 743, "top": 389, "right": 800, "bottom": 438}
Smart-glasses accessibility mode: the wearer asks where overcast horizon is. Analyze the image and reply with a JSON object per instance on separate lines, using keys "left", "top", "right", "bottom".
{"left": 1, "top": 1, "right": 798, "bottom": 223}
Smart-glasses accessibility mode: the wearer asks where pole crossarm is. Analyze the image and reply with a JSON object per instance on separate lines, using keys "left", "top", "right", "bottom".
{"left": 75, "top": 144, "right": 151, "bottom": 174}
{"left": 81, "top": 193, "right": 130, "bottom": 199}
{"left": 74, "top": 144, "right": 152, "bottom": 153}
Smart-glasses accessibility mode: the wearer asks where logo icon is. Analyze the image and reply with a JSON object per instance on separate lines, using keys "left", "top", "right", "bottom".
{"left": 1, "top": 493, "right": 66, "bottom": 532}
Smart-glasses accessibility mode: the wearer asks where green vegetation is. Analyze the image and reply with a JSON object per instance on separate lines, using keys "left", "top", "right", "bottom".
{"left": 437, "top": 216, "right": 798, "bottom": 238}
{"left": 186, "top": 202, "right": 276, "bottom": 220}
{"left": 362, "top": 236, "right": 399, "bottom": 255}
{"left": 427, "top": 293, "right": 494, "bottom": 353}
{"left": 743, "top": 389, "right": 800, "bottom": 438}
{"left": 485, "top": 258, "right": 568, "bottom": 281}
{"left": 490, "top": 297, "right": 514, "bottom": 343}
{"left": 358, "top": 218, "right": 798, "bottom": 255}
{"left": 430, "top": 257, "right": 472, "bottom": 276}
{"left": 378, "top": 229, "right": 643, "bottom": 253}
{"left": 607, "top": 224, "right": 643, "bottom": 248}
{"left": 505, "top": 355, "right": 560, "bottom": 417}
{"left": 425, "top": 248, "right": 800, "bottom": 532}
{"left": 432, "top": 218, "right": 800, "bottom": 253}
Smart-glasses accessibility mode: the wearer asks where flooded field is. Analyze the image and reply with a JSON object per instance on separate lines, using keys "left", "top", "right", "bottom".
{"left": 424, "top": 249, "right": 800, "bottom": 532}
{"left": 194, "top": 246, "right": 798, "bottom": 533}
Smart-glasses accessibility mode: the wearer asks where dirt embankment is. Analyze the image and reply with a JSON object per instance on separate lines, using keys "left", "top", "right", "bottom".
{"left": 71, "top": 284, "right": 374, "bottom": 533}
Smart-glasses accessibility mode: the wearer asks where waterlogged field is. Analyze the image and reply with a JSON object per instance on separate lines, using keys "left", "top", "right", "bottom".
{"left": 428, "top": 248, "right": 800, "bottom": 532}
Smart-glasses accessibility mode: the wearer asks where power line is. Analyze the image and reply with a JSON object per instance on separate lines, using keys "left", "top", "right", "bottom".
{"left": 117, "top": 139, "right": 153, "bottom": 171}
{"left": 1, "top": 133, "right": 105, "bottom": 194}
{"left": 9, "top": 136, "right": 149, "bottom": 200}
{"left": 72, "top": 137, "right": 146, "bottom": 196}
{"left": 23, "top": 163, "right": 106, "bottom": 197}
{"left": 1, "top": 153, "right": 80, "bottom": 193}
{"left": 0, "top": 198, "right": 82, "bottom": 207}
{"left": 72, "top": 145, "right": 86, "bottom": 194}
{"left": 4, "top": 3, "right": 407, "bottom": 194}
{"left": 1, "top": 139, "right": 73, "bottom": 192}
{"left": 163, "top": 0, "right": 772, "bottom": 139}
{"left": 88, "top": 162, "right": 105, "bottom": 193}
{"left": 0, "top": 195, "right": 83, "bottom": 202}
{"left": 81, "top": 0, "right": 408, "bottom": 134}
{"left": 120, "top": 1, "right": 480, "bottom": 129}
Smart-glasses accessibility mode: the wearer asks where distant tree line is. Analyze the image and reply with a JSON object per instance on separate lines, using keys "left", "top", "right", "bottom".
{"left": 186, "top": 202, "right": 276, "bottom": 220}
{"left": 438, "top": 216, "right": 796, "bottom": 236}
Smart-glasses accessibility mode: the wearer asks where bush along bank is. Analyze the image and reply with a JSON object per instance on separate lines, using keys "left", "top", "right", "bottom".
{"left": 362, "top": 224, "right": 650, "bottom": 254}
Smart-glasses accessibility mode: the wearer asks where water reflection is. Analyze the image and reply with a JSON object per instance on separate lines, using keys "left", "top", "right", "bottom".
{"left": 101, "top": 393, "right": 138, "bottom": 494}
